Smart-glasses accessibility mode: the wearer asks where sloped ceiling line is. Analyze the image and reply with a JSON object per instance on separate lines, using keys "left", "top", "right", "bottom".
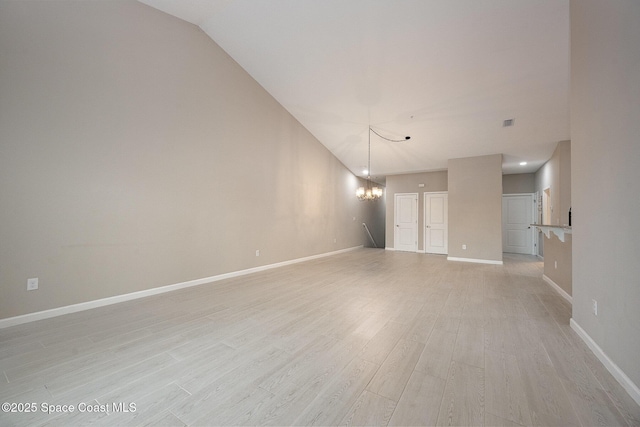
{"left": 139, "top": 0, "right": 570, "bottom": 177}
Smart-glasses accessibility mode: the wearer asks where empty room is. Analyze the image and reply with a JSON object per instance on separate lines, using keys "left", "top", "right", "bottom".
{"left": 1, "top": 1, "right": 639, "bottom": 426}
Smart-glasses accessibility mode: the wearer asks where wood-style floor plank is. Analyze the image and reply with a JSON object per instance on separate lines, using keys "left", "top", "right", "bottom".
{"left": 366, "top": 338, "right": 424, "bottom": 401}
{"left": 452, "top": 320, "right": 484, "bottom": 369}
{"left": 340, "top": 390, "right": 397, "bottom": 427}
{"left": 436, "top": 360, "right": 485, "bottom": 426}
{"left": 0, "top": 249, "right": 637, "bottom": 426}
{"left": 292, "top": 357, "right": 379, "bottom": 426}
{"left": 388, "top": 370, "right": 446, "bottom": 426}
{"left": 358, "top": 320, "right": 407, "bottom": 365}
{"left": 414, "top": 328, "right": 457, "bottom": 380}
{"left": 484, "top": 411, "right": 525, "bottom": 426}
{"left": 485, "top": 349, "right": 532, "bottom": 426}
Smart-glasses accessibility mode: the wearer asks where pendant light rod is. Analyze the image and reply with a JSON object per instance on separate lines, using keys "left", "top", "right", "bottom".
{"left": 356, "top": 127, "right": 383, "bottom": 201}
{"left": 368, "top": 127, "right": 372, "bottom": 178}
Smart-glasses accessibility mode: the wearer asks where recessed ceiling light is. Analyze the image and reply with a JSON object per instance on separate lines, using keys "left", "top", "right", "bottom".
{"left": 362, "top": 169, "right": 369, "bottom": 175}
{"left": 519, "top": 161, "right": 527, "bottom": 166}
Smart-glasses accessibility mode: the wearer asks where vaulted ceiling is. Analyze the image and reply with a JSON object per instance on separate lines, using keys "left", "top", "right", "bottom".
{"left": 140, "top": 0, "right": 570, "bottom": 181}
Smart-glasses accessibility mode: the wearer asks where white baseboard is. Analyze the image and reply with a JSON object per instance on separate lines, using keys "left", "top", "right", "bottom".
{"left": 0, "top": 245, "right": 363, "bottom": 329}
{"left": 447, "top": 256, "right": 503, "bottom": 265}
{"left": 386, "top": 247, "right": 428, "bottom": 254}
{"left": 570, "top": 319, "right": 640, "bottom": 406}
{"left": 542, "top": 274, "right": 572, "bottom": 304}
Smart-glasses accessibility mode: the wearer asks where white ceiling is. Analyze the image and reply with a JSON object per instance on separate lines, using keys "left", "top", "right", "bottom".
{"left": 139, "top": 0, "right": 570, "bottom": 181}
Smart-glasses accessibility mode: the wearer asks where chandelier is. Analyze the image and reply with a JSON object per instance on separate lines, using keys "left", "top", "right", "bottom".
{"left": 356, "top": 127, "right": 410, "bottom": 201}
{"left": 356, "top": 180, "right": 383, "bottom": 201}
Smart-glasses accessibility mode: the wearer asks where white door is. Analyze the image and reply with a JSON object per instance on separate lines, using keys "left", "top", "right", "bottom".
{"left": 424, "top": 192, "right": 448, "bottom": 254}
{"left": 394, "top": 193, "right": 418, "bottom": 252}
{"left": 502, "top": 194, "right": 535, "bottom": 254}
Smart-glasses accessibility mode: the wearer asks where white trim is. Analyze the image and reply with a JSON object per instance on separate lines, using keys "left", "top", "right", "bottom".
{"left": 385, "top": 247, "right": 395, "bottom": 251}
{"left": 570, "top": 319, "right": 640, "bottom": 406}
{"left": 502, "top": 193, "right": 536, "bottom": 255}
{"left": 542, "top": 274, "right": 572, "bottom": 304}
{"left": 423, "top": 191, "right": 449, "bottom": 255}
{"left": 534, "top": 190, "right": 541, "bottom": 257}
{"left": 543, "top": 187, "right": 551, "bottom": 225}
{"left": 447, "top": 256, "right": 503, "bottom": 265}
{"left": 394, "top": 192, "right": 419, "bottom": 253}
{"left": 502, "top": 192, "right": 535, "bottom": 197}
{"left": 416, "top": 249, "right": 426, "bottom": 254}
{"left": 0, "top": 245, "right": 363, "bottom": 329}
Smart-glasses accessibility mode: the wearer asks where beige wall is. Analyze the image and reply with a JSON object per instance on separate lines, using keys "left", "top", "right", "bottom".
{"left": 502, "top": 173, "right": 535, "bottom": 194}
{"left": 0, "top": 1, "right": 373, "bottom": 320}
{"left": 535, "top": 140, "right": 571, "bottom": 226}
{"left": 384, "top": 171, "right": 447, "bottom": 250}
{"left": 535, "top": 140, "right": 572, "bottom": 295}
{"left": 448, "top": 155, "right": 503, "bottom": 262}
{"left": 543, "top": 234, "right": 572, "bottom": 296}
{"left": 571, "top": 0, "right": 640, "bottom": 388}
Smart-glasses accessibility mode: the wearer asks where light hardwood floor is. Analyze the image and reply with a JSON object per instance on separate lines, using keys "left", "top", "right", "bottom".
{"left": 1, "top": 249, "right": 639, "bottom": 426}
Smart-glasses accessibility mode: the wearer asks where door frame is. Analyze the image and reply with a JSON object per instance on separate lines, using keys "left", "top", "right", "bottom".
{"left": 542, "top": 187, "right": 551, "bottom": 224}
{"left": 535, "top": 190, "right": 542, "bottom": 257}
{"left": 502, "top": 193, "right": 536, "bottom": 255}
{"left": 423, "top": 191, "right": 448, "bottom": 255}
{"left": 394, "top": 193, "right": 418, "bottom": 252}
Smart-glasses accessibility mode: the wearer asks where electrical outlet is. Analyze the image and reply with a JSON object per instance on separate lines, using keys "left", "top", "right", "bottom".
{"left": 255, "top": 250, "right": 260, "bottom": 257}
{"left": 555, "top": 260, "right": 558, "bottom": 269}
{"left": 592, "top": 299, "right": 598, "bottom": 316}
{"left": 27, "top": 278, "right": 38, "bottom": 291}
{"left": 462, "top": 244, "right": 467, "bottom": 250}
